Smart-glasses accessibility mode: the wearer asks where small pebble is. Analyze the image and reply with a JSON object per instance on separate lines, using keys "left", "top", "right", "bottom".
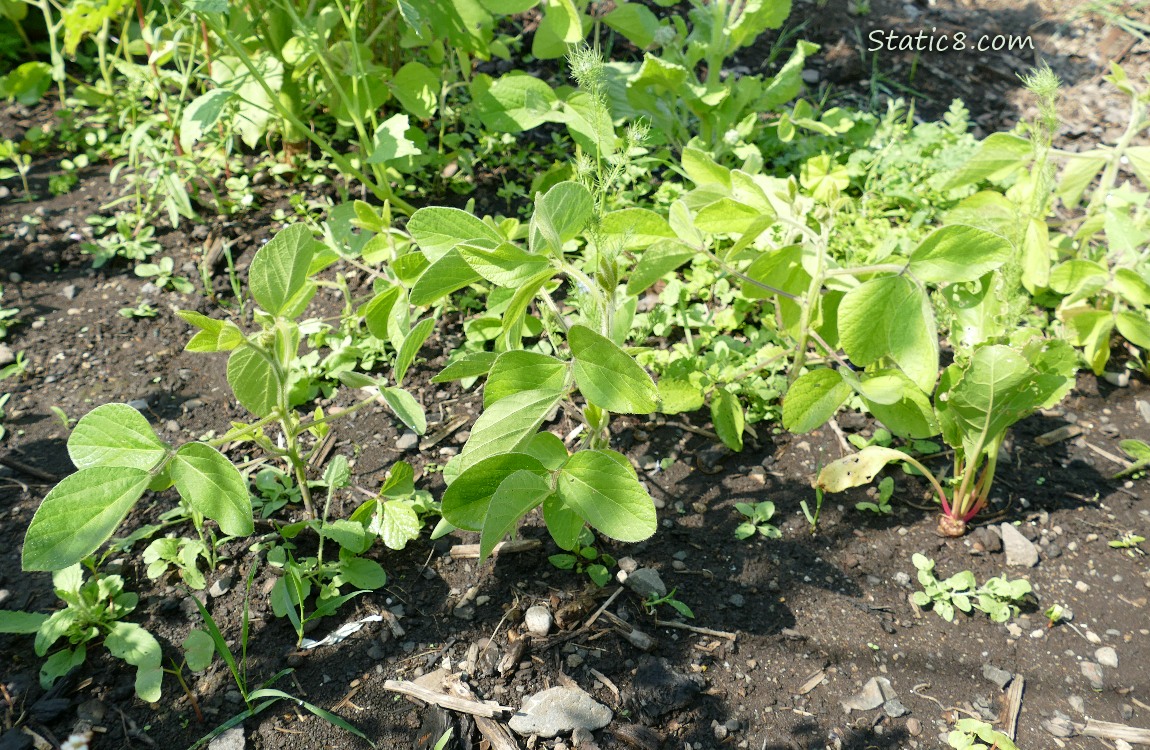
{"left": 1095, "top": 647, "right": 1118, "bottom": 669}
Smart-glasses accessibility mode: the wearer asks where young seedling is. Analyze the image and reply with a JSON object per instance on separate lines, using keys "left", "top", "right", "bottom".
{"left": 644, "top": 588, "right": 695, "bottom": 620}
{"left": 947, "top": 718, "right": 1017, "bottom": 750}
{"left": 911, "top": 554, "right": 1031, "bottom": 623}
{"left": 0, "top": 561, "right": 162, "bottom": 701}
{"left": 1108, "top": 533, "right": 1146, "bottom": 556}
{"left": 135, "top": 255, "right": 195, "bottom": 294}
{"left": 548, "top": 528, "right": 616, "bottom": 587}
{"left": 1115, "top": 440, "right": 1150, "bottom": 479}
{"left": 1044, "top": 603, "right": 1066, "bottom": 628}
{"left": 856, "top": 475, "right": 894, "bottom": 515}
{"left": 735, "top": 501, "right": 781, "bottom": 539}
{"left": 799, "top": 472, "right": 824, "bottom": 534}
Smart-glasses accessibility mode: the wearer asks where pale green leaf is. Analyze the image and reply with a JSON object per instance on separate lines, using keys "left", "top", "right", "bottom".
{"left": 782, "top": 368, "right": 851, "bottom": 433}
{"left": 249, "top": 223, "right": 315, "bottom": 317}
{"left": 908, "top": 225, "right": 1012, "bottom": 283}
{"left": 569, "top": 324, "right": 657, "bottom": 414}
{"left": 480, "top": 470, "right": 552, "bottom": 561}
{"left": 170, "top": 443, "right": 254, "bottom": 537}
{"left": 68, "top": 403, "right": 167, "bottom": 471}
{"left": 556, "top": 449, "right": 656, "bottom": 542}
{"left": 839, "top": 275, "right": 939, "bottom": 392}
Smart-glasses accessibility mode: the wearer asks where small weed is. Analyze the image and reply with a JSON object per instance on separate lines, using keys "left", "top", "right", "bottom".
{"left": 911, "top": 554, "right": 1031, "bottom": 622}
{"left": 735, "top": 501, "right": 781, "bottom": 540}
{"left": 644, "top": 587, "right": 694, "bottom": 620}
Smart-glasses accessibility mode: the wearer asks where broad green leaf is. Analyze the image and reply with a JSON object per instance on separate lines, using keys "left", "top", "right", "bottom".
{"left": 391, "top": 61, "right": 438, "bottom": 120}
{"left": 0, "top": 610, "right": 48, "bottom": 633}
{"left": 407, "top": 207, "right": 503, "bottom": 262}
{"left": 367, "top": 113, "right": 421, "bottom": 163}
{"left": 862, "top": 378, "right": 940, "bottom": 440}
{"left": 694, "top": 198, "right": 770, "bottom": 235}
{"left": 800, "top": 154, "right": 848, "bottom": 202}
{"left": 569, "top": 324, "right": 657, "bottom": 414}
{"left": 182, "top": 629, "right": 215, "bottom": 672}
{"left": 432, "top": 351, "right": 499, "bottom": 382}
{"left": 602, "top": 2, "right": 661, "bottom": 48}
{"left": 500, "top": 270, "right": 554, "bottom": 350}
{"left": 249, "top": 224, "right": 315, "bottom": 317}
{"left": 23, "top": 467, "right": 151, "bottom": 571}
{"left": 485, "top": 351, "right": 569, "bottom": 407}
{"left": 599, "top": 208, "right": 675, "bottom": 250}
{"left": 816, "top": 446, "right": 910, "bottom": 493}
{"left": 728, "top": 0, "right": 792, "bottom": 47}
{"left": 372, "top": 500, "right": 420, "bottom": 550}
{"left": 559, "top": 90, "right": 618, "bottom": 156}
{"left": 68, "top": 403, "right": 167, "bottom": 471}
{"left": 522, "top": 431, "right": 568, "bottom": 470}
{"left": 473, "top": 72, "right": 559, "bottom": 131}
{"left": 442, "top": 453, "right": 548, "bottom": 530}
{"left": 1116, "top": 310, "right": 1150, "bottom": 349}
{"left": 181, "top": 310, "right": 243, "bottom": 352}
{"left": 626, "top": 240, "right": 696, "bottom": 294}
{"left": 680, "top": 146, "right": 731, "bottom": 188}
{"left": 908, "top": 225, "right": 1012, "bottom": 283}
{"left": 658, "top": 377, "right": 705, "bottom": 414}
{"left": 944, "top": 133, "right": 1032, "bottom": 189}
{"left": 170, "top": 443, "right": 254, "bottom": 537}
{"left": 839, "top": 275, "right": 938, "bottom": 392}
{"left": 782, "top": 368, "right": 851, "bottom": 433}
{"left": 1113, "top": 268, "right": 1150, "bottom": 307}
{"left": 711, "top": 388, "right": 744, "bottom": 451}
{"left": 179, "top": 88, "right": 233, "bottom": 151}
{"left": 1049, "top": 259, "right": 1108, "bottom": 301}
{"left": 410, "top": 249, "right": 483, "bottom": 305}
{"left": 379, "top": 387, "right": 427, "bottom": 434}
{"left": 459, "top": 242, "right": 553, "bottom": 286}
{"left": 532, "top": 0, "right": 582, "bottom": 58}
{"left": 1056, "top": 149, "right": 1108, "bottom": 206}
{"left": 104, "top": 621, "right": 163, "bottom": 702}
{"left": 1127, "top": 145, "right": 1150, "bottom": 189}
{"left": 757, "top": 39, "right": 817, "bottom": 110}
{"left": 478, "top": 0, "right": 538, "bottom": 11}
{"left": 1021, "top": 217, "right": 1051, "bottom": 292}
{"left": 338, "top": 556, "right": 388, "bottom": 589}
{"left": 530, "top": 181, "right": 594, "bottom": 255}
{"left": 1062, "top": 308, "right": 1114, "bottom": 375}
{"left": 227, "top": 345, "right": 281, "bottom": 417}
{"left": 543, "top": 494, "right": 584, "bottom": 550}
{"left": 943, "top": 191, "right": 1019, "bottom": 238}
{"left": 363, "top": 286, "right": 402, "bottom": 341}
{"left": 395, "top": 317, "right": 435, "bottom": 386}
{"left": 556, "top": 449, "right": 656, "bottom": 542}
{"left": 480, "top": 470, "right": 552, "bottom": 561}
{"left": 319, "top": 519, "right": 370, "bottom": 553}
{"left": 450, "top": 388, "right": 563, "bottom": 480}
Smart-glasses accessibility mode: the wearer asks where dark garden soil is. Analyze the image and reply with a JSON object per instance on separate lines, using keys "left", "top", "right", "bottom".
{"left": 3, "top": 2, "right": 1150, "bottom": 749}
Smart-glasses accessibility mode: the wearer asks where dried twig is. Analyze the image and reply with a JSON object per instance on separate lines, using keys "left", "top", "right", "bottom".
{"left": 381, "top": 679, "right": 514, "bottom": 719}
{"left": 449, "top": 540, "right": 541, "bottom": 559}
{"left": 0, "top": 454, "right": 57, "bottom": 482}
{"left": 654, "top": 619, "right": 737, "bottom": 641}
{"left": 1002, "top": 674, "right": 1024, "bottom": 740}
{"left": 448, "top": 679, "right": 521, "bottom": 750}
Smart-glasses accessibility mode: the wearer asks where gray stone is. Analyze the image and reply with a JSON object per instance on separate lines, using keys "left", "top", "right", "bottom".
{"left": 1080, "top": 661, "right": 1105, "bottom": 690}
{"left": 571, "top": 727, "right": 594, "bottom": 747}
{"left": 1000, "top": 523, "right": 1039, "bottom": 567}
{"left": 883, "top": 698, "right": 909, "bottom": 718}
{"left": 208, "top": 576, "right": 232, "bottom": 598}
{"left": 0, "top": 343, "right": 13, "bottom": 366}
{"left": 729, "top": 593, "right": 745, "bottom": 608}
{"left": 61, "top": 284, "right": 77, "bottom": 300}
{"left": 128, "top": 398, "right": 150, "bottom": 411}
{"left": 1069, "top": 695, "right": 1085, "bottom": 715}
{"left": 525, "top": 605, "right": 553, "bottom": 637}
{"left": 616, "top": 556, "right": 639, "bottom": 573}
{"left": 509, "top": 686, "right": 612, "bottom": 738}
{"left": 208, "top": 727, "right": 245, "bottom": 750}
{"left": 982, "top": 663, "right": 1013, "bottom": 690}
{"left": 1095, "top": 646, "right": 1118, "bottom": 669}
{"left": 624, "top": 568, "right": 667, "bottom": 599}
{"left": 841, "top": 677, "right": 896, "bottom": 712}
{"left": 395, "top": 431, "right": 418, "bottom": 452}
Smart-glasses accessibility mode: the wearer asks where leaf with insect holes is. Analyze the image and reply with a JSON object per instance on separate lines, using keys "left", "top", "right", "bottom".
{"left": 816, "top": 446, "right": 911, "bottom": 494}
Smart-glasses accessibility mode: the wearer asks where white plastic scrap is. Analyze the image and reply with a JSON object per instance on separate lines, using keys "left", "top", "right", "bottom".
{"left": 300, "top": 614, "right": 382, "bottom": 650}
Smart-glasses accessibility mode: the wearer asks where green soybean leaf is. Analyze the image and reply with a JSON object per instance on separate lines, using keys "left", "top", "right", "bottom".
{"left": 442, "top": 453, "right": 548, "bottom": 530}
{"left": 390, "top": 61, "right": 438, "bottom": 120}
{"left": 104, "top": 621, "right": 163, "bottom": 702}
{"left": 711, "top": 388, "right": 744, "bottom": 451}
{"left": 839, "top": 275, "right": 938, "bottom": 393}
{"left": 693, "top": 198, "right": 768, "bottom": 235}
{"left": 319, "top": 519, "right": 370, "bottom": 554}
{"left": 782, "top": 368, "right": 852, "bottom": 434}
{"left": 395, "top": 316, "right": 435, "bottom": 386}
{"left": 1115, "top": 310, "right": 1150, "bottom": 349}
{"left": 556, "top": 449, "right": 656, "bottom": 542}
{"left": 68, "top": 403, "right": 167, "bottom": 471}
{"left": 449, "top": 388, "right": 563, "bottom": 479}
{"left": 863, "top": 385, "right": 940, "bottom": 440}
{"left": 757, "top": 39, "right": 817, "bottom": 110}
{"left": 379, "top": 387, "right": 427, "bottom": 435}
{"left": 600, "top": 208, "right": 676, "bottom": 251}
{"left": 1112, "top": 268, "right": 1150, "bottom": 307}
{"left": 338, "top": 556, "right": 388, "bottom": 589}
{"left": 480, "top": 470, "right": 552, "bottom": 562}
{"left": 179, "top": 88, "right": 232, "bottom": 151}
{"left": 530, "top": 181, "right": 594, "bottom": 255}
{"left": 945, "top": 132, "right": 1032, "bottom": 189}
{"left": 367, "top": 113, "right": 421, "bottom": 163}
{"left": 522, "top": 431, "right": 569, "bottom": 470}
{"left": 227, "top": 345, "right": 281, "bottom": 417}
{"left": 602, "top": 2, "right": 661, "bottom": 48}
{"left": 474, "top": 72, "right": 560, "bottom": 131}
{"left": 559, "top": 90, "right": 618, "bottom": 156}
{"left": 680, "top": 146, "right": 731, "bottom": 188}
{"left": 170, "top": 443, "right": 254, "bottom": 537}
{"left": 363, "top": 286, "right": 402, "bottom": 341}
{"left": 816, "top": 446, "right": 911, "bottom": 493}
{"left": 407, "top": 207, "right": 503, "bottom": 262}
{"left": 908, "top": 225, "right": 1012, "bottom": 283}
{"left": 485, "top": 351, "right": 569, "bottom": 407}
{"left": 23, "top": 467, "right": 151, "bottom": 571}
{"left": 478, "top": 0, "right": 538, "bottom": 12}
{"left": 249, "top": 224, "right": 315, "bottom": 317}
{"left": 542, "top": 494, "right": 584, "bottom": 550}
{"left": 432, "top": 351, "right": 499, "bottom": 382}
{"left": 569, "top": 325, "right": 657, "bottom": 414}
{"left": 459, "top": 242, "right": 553, "bottom": 287}
{"left": 409, "top": 249, "right": 482, "bottom": 305}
